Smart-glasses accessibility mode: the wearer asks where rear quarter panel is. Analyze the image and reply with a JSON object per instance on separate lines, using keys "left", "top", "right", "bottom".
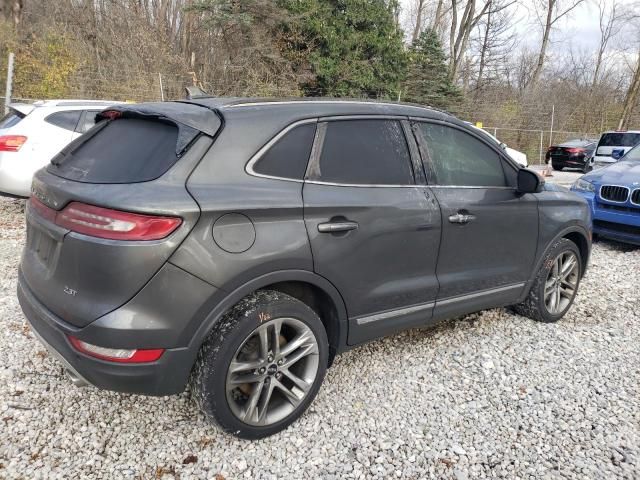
{"left": 173, "top": 109, "right": 314, "bottom": 289}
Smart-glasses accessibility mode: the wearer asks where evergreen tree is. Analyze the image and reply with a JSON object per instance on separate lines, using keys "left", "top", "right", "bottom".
{"left": 280, "top": 0, "right": 407, "bottom": 98}
{"left": 404, "top": 29, "right": 461, "bottom": 108}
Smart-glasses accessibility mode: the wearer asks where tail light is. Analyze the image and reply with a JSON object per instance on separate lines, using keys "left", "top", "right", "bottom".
{"left": 30, "top": 198, "right": 181, "bottom": 240}
{"left": 68, "top": 336, "right": 164, "bottom": 363}
{"left": 0, "top": 135, "right": 27, "bottom": 152}
{"left": 565, "top": 148, "right": 586, "bottom": 154}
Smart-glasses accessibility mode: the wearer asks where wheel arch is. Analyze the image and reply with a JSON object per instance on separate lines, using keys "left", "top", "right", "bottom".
{"left": 520, "top": 225, "right": 591, "bottom": 302}
{"left": 189, "top": 270, "right": 348, "bottom": 367}
{"left": 563, "top": 230, "right": 590, "bottom": 275}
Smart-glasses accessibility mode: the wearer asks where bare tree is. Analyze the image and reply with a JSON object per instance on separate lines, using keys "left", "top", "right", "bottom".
{"left": 473, "top": 0, "right": 517, "bottom": 97}
{"left": 411, "top": 0, "right": 427, "bottom": 43}
{"left": 528, "top": 0, "right": 586, "bottom": 91}
{"left": 448, "top": 0, "right": 492, "bottom": 81}
{"left": 0, "top": 0, "right": 23, "bottom": 27}
{"left": 591, "top": 0, "right": 627, "bottom": 89}
{"left": 619, "top": 50, "right": 640, "bottom": 129}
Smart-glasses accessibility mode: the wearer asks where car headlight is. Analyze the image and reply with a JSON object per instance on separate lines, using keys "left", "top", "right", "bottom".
{"left": 572, "top": 178, "right": 595, "bottom": 193}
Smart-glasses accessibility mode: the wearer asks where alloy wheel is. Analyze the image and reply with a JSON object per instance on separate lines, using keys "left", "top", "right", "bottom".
{"left": 225, "top": 317, "right": 320, "bottom": 426}
{"left": 544, "top": 251, "right": 579, "bottom": 315}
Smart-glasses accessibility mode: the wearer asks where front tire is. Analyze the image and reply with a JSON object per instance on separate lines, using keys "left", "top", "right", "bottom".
{"left": 513, "top": 238, "right": 582, "bottom": 323}
{"left": 191, "top": 290, "right": 328, "bottom": 439}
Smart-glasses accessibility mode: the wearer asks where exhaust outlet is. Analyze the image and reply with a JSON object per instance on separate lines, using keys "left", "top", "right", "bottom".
{"left": 66, "top": 369, "right": 88, "bottom": 387}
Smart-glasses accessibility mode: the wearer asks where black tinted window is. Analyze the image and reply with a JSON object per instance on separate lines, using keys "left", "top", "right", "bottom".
{"left": 77, "top": 110, "right": 102, "bottom": 134}
{"left": 598, "top": 132, "right": 640, "bottom": 147}
{"left": 45, "top": 111, "right": 81, "bottom": 131}
{"left": 0, "top": 109, "right": 25, "bottom": 129}
{"left": 418, "top": 123, "right": 506, "bottom": 187}
{"left": 253, "top": 123, "right": 316, "bottom": 179}
{"left": 317, "top": 120, "right": 413, "bottom": 185}
{"left": 48, "top": 118, "right": 179, "bottom": 183}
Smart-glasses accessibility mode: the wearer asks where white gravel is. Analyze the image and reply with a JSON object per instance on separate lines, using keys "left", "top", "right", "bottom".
{"left": 0, "top": 197, "right": 639, "bottom": 479}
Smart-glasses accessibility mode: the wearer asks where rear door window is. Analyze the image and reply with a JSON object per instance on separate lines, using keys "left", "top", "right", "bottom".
{"left": 48, "top": 118, "right": 181, "bottom": 183}
{"left": 0, "top": 108, "right": 26, "bottom": 129}
{"left": 417, "top": 123, "right": 507, "bottom": 187}
{"left": 253, "top": 123, "right": 316, "bottom": 180}
{"left": 45, "top": 110, "right": 82, "bottom": 131}
{"left": 314, "top": 119, "right": 414, "bottom": 185}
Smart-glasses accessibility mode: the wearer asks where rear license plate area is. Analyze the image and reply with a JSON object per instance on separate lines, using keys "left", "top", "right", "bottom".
{"left": 27, "top": 223, "right": 58, "bottom": 269}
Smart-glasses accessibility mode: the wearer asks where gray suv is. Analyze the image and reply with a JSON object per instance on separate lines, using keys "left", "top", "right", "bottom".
{"left": 18, "top": 99, "right": 591, "bottom": 439}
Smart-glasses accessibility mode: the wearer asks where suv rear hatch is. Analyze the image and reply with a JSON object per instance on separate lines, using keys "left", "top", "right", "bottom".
{"left": 595, "top": 132, "right": 640, "bottom": 160}
{"left": 20, "top": 102, "right": 220, "bottom": 327}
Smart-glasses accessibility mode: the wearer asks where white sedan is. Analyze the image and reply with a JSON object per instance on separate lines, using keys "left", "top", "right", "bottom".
{"left": 466, "top": 123, "right": 528, "bottom": 167}
{"left": 0, "top": 99, "right": 122, "bottom": 197}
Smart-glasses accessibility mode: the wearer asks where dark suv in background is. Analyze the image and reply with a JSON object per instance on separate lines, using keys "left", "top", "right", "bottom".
{"left": 18, "top": 99, "right": 591, "bottom": 439}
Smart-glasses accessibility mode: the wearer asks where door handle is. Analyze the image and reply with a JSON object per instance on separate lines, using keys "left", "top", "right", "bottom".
{"left": 318, "top": 221, "right": 359, "bottom": 233}
{"left": 448, "top": 213, "right": 475, "bottom": 224}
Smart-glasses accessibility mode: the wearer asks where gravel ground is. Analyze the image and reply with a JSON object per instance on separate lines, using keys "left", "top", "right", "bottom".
{"left": 0, "top": 197, "right": 639, "bottom": 480}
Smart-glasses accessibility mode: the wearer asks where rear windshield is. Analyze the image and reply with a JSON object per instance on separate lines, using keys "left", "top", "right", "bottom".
{"left": 0, "top": 109, "right": 25, "bottom": 129}
{"left": 598, "top": 132, "right": 640, "bottom": 147}
{"left": 48, "top": 118, "right": 181, "bottom": 183}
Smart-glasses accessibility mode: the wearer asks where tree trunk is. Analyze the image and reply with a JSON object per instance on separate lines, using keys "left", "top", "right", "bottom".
{"left": 528, "top": 0, "right": 555, "bottom": 91}
{"left": 475, "top": 4, "right": 492, "bottom": 98}
{"left": 411, "top": 0, "right": 425, "bottom": 44}
{"left": 432, "top": 0, "right": 445, "bottom": 30}
{"left": 618, "top": 51, "right": 640, "bottom": 130}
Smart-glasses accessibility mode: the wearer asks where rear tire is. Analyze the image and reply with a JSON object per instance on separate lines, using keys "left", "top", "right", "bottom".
{"left": 513, "top": 238, "right": 582, "bottom": 323}
{"left": 552, "top": 164, "right": 563, "bottom": 171}
{"left": 191, "top": 290, "right": 328, "bottom": 439}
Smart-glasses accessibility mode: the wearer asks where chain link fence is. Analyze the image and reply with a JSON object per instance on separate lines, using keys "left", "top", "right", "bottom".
{"left": 0, "top": 54, "right": 632, "bottom": 163}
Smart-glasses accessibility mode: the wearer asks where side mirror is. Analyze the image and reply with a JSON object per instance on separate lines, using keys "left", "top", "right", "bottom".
{"left": 517, "top": 168, "right": 544, "bottom": 194}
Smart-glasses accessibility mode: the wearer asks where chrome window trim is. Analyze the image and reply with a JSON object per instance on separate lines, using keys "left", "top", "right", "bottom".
{"left": 355, "top": 302, "right": 435, "bottom": 325}
{"left": 436, "top": 283, "right": 526, "bottom": 306}
{"left": 305, "top": 180, "right": 420, "bottom": 188}
{"left": 630, "top": 188, "right": 640, "bottom": 206}
{"left": 244, "top": 118, "right": 318, "bottom": 183}
{"left": 428, "top": 185, "right": 515, "bottom": 190}
{"left": 599, "top": 184, "right": 630, "bottom": 204}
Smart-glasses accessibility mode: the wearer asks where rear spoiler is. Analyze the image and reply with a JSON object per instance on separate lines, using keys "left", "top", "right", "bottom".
{"left": 8, "top": 103, "right": 35, "bottom": 116}
{"left": 95, "top": 102, "right": 222, "bottom": 155}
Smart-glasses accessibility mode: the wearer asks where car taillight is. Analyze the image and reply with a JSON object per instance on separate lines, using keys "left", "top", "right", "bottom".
{"left": 68, "top": 336, "right": 164, "bottom": 363}
{"left": 30, "top": 198, "right": 181, "bottom": 240}
{"left": 0, "top": 135, "right": 27, "bottom": 152}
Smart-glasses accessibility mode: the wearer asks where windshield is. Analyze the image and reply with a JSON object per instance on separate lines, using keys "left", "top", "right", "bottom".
{"left": 624, "top": 144, "right": 640, "bottom": 161}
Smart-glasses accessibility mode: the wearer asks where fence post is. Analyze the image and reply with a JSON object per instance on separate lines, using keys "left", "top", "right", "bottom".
{"left": 539, "top": 130, "right": 544, "bottom": 165}
{"left": 4, "top": 52, "right": 15, "bottom": 115}
{"left": 549, "top": 104, "right": 555, "bottom": 147}
{"left": 158, "top": 73, "right": 165, "bottom": 102}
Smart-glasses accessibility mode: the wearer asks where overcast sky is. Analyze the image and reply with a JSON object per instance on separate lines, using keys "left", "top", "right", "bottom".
{"left": 400, "top": 0, "right": 639, "bottom": 54}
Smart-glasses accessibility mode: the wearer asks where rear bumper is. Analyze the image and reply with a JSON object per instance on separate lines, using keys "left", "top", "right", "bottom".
{"left": 550, "top": 156, "right": 588, "bottom": 168}
{"left": 0, "top": 153, "right": 36, "bottom": 197}
{"left": 17, "top": 270, "right": 197, "bottom": 396}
